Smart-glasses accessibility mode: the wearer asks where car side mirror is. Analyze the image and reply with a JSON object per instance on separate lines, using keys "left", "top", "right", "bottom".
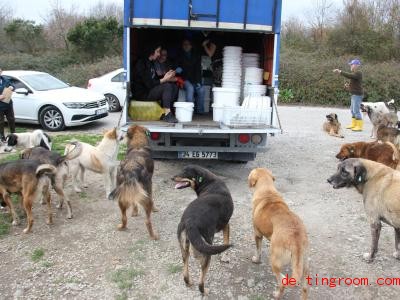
{"left": 15, "top": 88, "right": 29, "bottom": 95}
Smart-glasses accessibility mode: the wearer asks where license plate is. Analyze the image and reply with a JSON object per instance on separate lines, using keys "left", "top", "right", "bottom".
{"left": 178, "top": 151, "right": 218, "bottom": 159}
{"left": 96, "top": 108, "right": 107, "bottom": 115}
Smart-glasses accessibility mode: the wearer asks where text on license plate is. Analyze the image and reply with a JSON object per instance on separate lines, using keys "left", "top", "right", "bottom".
{"left": 96, "top": 108, "right": 107, "bottom": 115}
{"left": 178, "top": 151, "right": 218, "bottom": 159}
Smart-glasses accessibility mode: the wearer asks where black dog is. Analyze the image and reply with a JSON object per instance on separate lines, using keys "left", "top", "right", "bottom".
{"left": 173, "top": 165, "right": 234, "bottom": 295}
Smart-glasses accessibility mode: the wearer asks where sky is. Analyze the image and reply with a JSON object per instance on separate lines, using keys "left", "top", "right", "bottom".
{"left": 9, "top": 0, "right": 344, "bottom": 23}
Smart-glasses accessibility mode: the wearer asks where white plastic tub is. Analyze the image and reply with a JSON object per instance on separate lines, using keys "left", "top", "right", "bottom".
{"left": 212, "top": 104, "right": 225, "bottom": 122}
{"left": 212, "top": 87, "right": 240, "bottom": 106}
{"left": 174, "top": 102, "right": 194, "bottom": 122}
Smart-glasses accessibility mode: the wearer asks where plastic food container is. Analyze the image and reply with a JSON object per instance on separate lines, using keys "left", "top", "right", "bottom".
{"left": 174, "top": 102, "right": 194, "bottom": 122}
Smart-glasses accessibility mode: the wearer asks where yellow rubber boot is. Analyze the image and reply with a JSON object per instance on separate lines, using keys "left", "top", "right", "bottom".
{"left": 346, "top": 118, "right": 356, "bottom": 129}
{"left": 352, "top": 119, "right": 363, "bottom": 131}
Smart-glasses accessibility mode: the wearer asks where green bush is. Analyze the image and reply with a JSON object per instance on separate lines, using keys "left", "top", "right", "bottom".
{"left": 279, "top": 49, "right": 400, "bottom": 106}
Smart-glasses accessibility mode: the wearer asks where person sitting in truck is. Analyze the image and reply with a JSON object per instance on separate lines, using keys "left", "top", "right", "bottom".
{"left": 132, "top": 44, "right": 179, "bottom": 123}
{"left": 202, "top": 31, "right": 223, "bottom": 87}
{"left": 154, "top": 48, "right": 173, "bottom": 78}
{"left": 177, "top": 39, "right": 206, "bottom": 114}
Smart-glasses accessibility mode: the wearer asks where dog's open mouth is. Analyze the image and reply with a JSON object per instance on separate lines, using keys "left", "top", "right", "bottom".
{"left": 175, "top": 181, "right": 191, "bottom": 189}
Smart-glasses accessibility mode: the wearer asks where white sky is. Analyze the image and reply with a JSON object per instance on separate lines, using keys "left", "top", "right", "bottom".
{"left": 9, "top": 0, "right": 344, "bottom": 23}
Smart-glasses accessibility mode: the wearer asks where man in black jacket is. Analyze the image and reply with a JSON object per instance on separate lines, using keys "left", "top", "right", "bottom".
{"left": 133, "top": 45, "right": 178, "bottom": 123}
{"left": 177, "top": 39, "right": 206, "bottom": 114}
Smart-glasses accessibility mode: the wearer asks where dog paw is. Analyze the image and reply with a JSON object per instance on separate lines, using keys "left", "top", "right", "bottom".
{"left": 393, "top": 251, "right": 400, "bottom": 260}
{"left": 117, "top": 224, "right": 126, "bottom": 231}
{"left": 12, "top": 219, "right": 20, "bottom": 226}
{"left": 184, "top": 277, "right": 193, "bottom": 287}
{"left": 46, "top": 219, "right": 53, "bottom": 225}
{"left": 150, "top": 233, "right": 159, "bottom": 240}
{"left": 74, "top": 187, "right": 82, "bottom": 193}
{"left": 362, "top": 252, "right": 374, "bottom": 263}
{"left": 251, "top": 256, "right": 261, "bottom": 264}
{"left": 23, "top": 228, "right": 30, "bottom": 234}
{"left": 66, "top": 214, "right": 73, "bottom": 219}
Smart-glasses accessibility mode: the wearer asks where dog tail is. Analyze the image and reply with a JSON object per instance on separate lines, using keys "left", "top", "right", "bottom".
{"left": 186, "top": 225, "right": 231, "bottom": 255}
{"left": 108, "top": 177, "right": 148, "bottom": 201}
{"left": 36, "top": 164, "right": 57, "bottom": 177}
{"left": 291, "top": 243, "right": 307, "bottom": 284}
{"left": 58, "top": 142, "right": 83, "bottom": 164}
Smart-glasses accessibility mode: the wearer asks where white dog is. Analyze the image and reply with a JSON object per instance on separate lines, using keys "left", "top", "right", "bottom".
{"left": 64, "top": 128, "right": 123, "bottom": 199}
{"left": 361, "top": 99, "right": 394, "bottom": 115}
{"left": 4, "top": 129, "right": 52, "bottom": 152}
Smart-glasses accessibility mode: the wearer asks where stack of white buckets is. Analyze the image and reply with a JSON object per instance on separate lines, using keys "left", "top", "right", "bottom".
{"left": 212, "top": 46, "right": 242, "bottom": 122}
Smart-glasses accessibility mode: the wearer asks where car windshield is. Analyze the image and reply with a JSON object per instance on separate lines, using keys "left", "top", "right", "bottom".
{"left": 20, "top": 74, "right": 69, "bottom": 91}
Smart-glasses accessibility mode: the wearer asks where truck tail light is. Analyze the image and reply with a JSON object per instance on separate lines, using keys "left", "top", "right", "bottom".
{"left": 150, "top": 132, "right": 160, "bottom": 140}
{"left": 238, "top": 134, "right": 250, "bottom": 144}
{"left": 251, "top": 134, "right": 263, "bottom": 145}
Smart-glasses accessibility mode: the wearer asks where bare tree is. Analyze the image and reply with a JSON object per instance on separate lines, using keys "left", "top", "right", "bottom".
{"left": 308, "top": 0, "right": 334, "bottom": 43}
{"left": 43, "top": 0, "right": 83, "bottom": 50}
{"left": 88, "top": 1, "right": 123, "bottom": 23}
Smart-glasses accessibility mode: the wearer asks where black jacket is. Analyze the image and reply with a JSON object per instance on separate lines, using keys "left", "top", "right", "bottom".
{"left": 132, "top": 59, "right": 161, "bottom": 100}
{"left": 176, "top": 51, "right": 202, "bottom": 85}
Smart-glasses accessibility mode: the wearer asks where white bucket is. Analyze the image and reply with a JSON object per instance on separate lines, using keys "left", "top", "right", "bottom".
{"left": 212, "top": 104, "right": 225, "bottom": 122}
{"left": 212, "top": 87, "right": 240, "bottom": 106}
{"left": 174, "top": 102, "right": 194, "bottom": 122}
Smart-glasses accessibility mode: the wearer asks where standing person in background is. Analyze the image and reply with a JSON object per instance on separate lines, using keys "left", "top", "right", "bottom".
{"left": 333, "top": 59, "right": 364, "bottom": 132}
{"left": 133, "top": 44, "right": 179, "bottom": 123}
{"left": 177, "top": 39, "right": 206, "bottom": 114}
{"left": 0, "top": 68, "right": 15, "bottom": 142}
{"left": 202, "top": 32, "right": 223, "bottom": 87}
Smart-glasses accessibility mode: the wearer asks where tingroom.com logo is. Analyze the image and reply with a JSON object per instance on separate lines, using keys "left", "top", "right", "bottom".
{"left": 282, "top": 274, "right": 400, "bottom": 288}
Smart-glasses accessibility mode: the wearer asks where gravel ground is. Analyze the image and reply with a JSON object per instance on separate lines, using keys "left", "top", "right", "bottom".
{"left": 0, "top": 106, "right": 399, "bottom": 300}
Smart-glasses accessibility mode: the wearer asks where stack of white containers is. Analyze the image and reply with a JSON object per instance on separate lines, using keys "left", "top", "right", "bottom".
{"left": 212, "top": 46, "right": 242, "bottom": 122}
{"left": 241, "top": 53, "right": 260, "bottom": 97}
{"left": 243, "top": 67, "right": 266, "bottom": 97}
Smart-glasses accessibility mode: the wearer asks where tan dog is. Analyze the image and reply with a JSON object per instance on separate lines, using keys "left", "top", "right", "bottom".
{"left": 328, "top": 158, "right": 400, "bottom": 262}
{"left": 249, "top": 168, "right": 309, "bottom": 300}
{"left": 323, "top": 113, "right": 344, "bottom": 138}
{"left": 335, "top": 141, "right": 399, "bottom": 169}
{"left": 65, "top": 128, "right": 123, "bottom": 199}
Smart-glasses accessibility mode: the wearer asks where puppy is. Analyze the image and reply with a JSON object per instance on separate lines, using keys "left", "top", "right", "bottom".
{"left": 173, "top": 165, "right": 233, "bottom": 295}
{"left": 0, "top": 160, "right": 56, "bottom": 233}
{"left": 323, "top": 113, "right": 344, "bottom": 138}
{"left": 328, "top": 158, "right": 400, "bottom": 262}
{"left": 65, "top": 128, "right": 123, "bottom": 199}
{"left": 249, "top": 168, "right": 309, "bottom": 300}
{"left": 20, "top": 142, "right": 82, "bottom": 219}
{"left": 376, "top": 125, "right": 400, "bottom": 149}
{"left": 109, "top": 125, "right": 158, "bottom": 240}
{"left": 336, "top": 141, "right": 399, "bottom": 169}
{"left": 4, "top": 129, "right": 52, "bottom": 152}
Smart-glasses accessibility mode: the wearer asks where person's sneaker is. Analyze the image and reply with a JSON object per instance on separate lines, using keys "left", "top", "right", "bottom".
{"left": 162, "top": 112, "right": 178, "bottom": 123}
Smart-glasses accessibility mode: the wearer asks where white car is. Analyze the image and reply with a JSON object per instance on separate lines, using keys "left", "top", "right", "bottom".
{"left": 2, "top": 71, "right": 109, "bottom": 131}
{"left": 87, "top": 68, "right": 126, "bottom": 112}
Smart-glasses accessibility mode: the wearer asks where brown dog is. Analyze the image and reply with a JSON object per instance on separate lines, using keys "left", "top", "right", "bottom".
{"left": 249, "top": 168, "right": 309, "bottom": 300}
{"left": 336, "top": 141, "right": 399, "bottom": 169}
{"left": 0, "top": 160, "right": 56, "bottom": 233}
{"left": 108, "top": 125, "right": 158, "bottom": 240}
{"left": 377, "top": 125, "right": 400, "bottom": 149}
{"left": 328, "top": 158, "right": 400, "bottom": 262}
{"left": 323, "top": 113, "right": 344, "bottom": 138}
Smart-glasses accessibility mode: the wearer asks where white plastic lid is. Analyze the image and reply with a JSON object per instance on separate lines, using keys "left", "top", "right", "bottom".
{"left": 212, "top": 87, "right": 240, "bottom": 93}
{"left": 174, "top": 102, "right": 194, "bottom": 108}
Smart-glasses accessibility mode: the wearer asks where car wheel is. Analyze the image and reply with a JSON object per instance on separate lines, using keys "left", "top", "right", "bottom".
{"left": 105, "top": 94, "right": 121, "bottom": 112}
{"left": 39, "top": 106, "right": 65, "bottom": 131}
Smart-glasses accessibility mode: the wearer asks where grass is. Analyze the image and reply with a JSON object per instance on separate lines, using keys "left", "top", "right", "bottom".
{"left": 167, "top": 263, "right": 182, "bottom": 274}
{"left": 0, "top": 213, "right": 12, "bottom": 237}
{"left": 31, "top": 248, "right": 45, "bottom": 262}
{"left": 110, "top": 267, "right": 144, "bottom": 290}
{"left": 41, "top": 261, "right": 54, "bottom": 268}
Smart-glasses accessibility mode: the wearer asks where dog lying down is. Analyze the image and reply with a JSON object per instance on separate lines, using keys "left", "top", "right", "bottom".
{"left": 173, "top": 165, "right": 234, "bottom": 295}
{"left": 249, "top": 168, "right": 309, "bottom": 300}
{"left": 328, "top": 158, "right": 400, "bottom": 262}
{"left": 4, "top": 129, "right": 52, "bottom": 152}
{"left": 323, "top": 113, "right": 344, "bottom": 138}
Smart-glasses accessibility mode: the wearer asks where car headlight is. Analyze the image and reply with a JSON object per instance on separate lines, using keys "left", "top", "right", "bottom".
{"left": 63, "top": 102, "right": 87, "bottom": 109}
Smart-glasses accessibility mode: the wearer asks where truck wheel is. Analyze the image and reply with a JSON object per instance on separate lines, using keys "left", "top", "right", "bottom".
{"left": 39, "top": 106, "right": 65, "bottom": 131}
{"left": 105, "top": 94, "right": 121, "bottom": 112}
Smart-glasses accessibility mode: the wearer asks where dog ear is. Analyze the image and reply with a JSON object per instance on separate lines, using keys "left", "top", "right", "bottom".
{"left": 248, "top": 174, "right": 257, "bottom": 187}
{"left": 354, "top": 164, "right": 367, "bottom": 184}
{"left": 334, "top": 114, "right": 338, "bottom": 120}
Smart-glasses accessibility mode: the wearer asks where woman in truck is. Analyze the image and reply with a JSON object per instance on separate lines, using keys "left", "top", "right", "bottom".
{"left": 132, "top": 44, "right": 179, "bottom": 123}
{"left": 177, "top": 39, "right": 206, "bottom": 114}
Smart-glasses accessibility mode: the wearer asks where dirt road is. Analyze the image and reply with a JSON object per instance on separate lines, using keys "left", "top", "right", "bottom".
{"left": 1, "top": 106, "right": 399, "bottom": 300}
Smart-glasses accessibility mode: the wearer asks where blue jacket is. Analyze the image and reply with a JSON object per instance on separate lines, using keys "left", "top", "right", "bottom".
{"left": 0, "top": 76, "right": 14, "bottom": 110}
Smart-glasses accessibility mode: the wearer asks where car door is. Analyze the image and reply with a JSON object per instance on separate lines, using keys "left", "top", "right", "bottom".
{"left": 109, "top": 72, "right": 127, "bottom": 106}
{"left": 5, "top": 76, "right": 38, "bottom": 121}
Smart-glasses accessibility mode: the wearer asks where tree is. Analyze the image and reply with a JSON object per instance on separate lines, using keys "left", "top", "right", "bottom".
{"left": 67, "top": 17, "right": 123, "bottom": 61}
{"left": 4, "top": 19, "right": 46, "bottom": 54}
{"left": 308, "top": 0, "right": 334, "bottom": 44}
